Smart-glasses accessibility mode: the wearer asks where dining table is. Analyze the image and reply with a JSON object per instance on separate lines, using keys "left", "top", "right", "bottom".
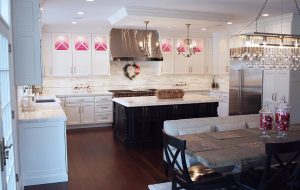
{"left": 177, "top": 124, "right": 300, "bottom": 173}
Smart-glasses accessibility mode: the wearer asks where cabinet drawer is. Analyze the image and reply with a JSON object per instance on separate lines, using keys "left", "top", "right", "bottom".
{"left": 66, "top": 96, "right": 94, "bottom": 103}
{"left": 95, "top": 103, "right": 112, "bottom": 113}
{"left": 95, "top": 114, "right": 112, "bottom": 123}
{"left": 95, "top": 96, "right": 112, "bottom": 102}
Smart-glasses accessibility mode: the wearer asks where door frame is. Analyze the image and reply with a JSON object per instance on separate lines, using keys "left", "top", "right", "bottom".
{"left": 0, "top": 1, "right": 21, "bottom": 189}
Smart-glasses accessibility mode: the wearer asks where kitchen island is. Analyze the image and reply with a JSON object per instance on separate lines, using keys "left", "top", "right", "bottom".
{"left": 113, "top": 94, "right": 220, "bottom": 146}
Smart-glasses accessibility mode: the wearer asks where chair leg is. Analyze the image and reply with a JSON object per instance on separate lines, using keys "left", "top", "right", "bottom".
{"left": 172, "top": 180, "right": 177, "bottom": 190}
{"left": 163, "top": 161, "right": 169, "bottom": 176}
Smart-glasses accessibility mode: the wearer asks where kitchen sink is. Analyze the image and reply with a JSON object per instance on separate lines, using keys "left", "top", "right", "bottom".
{"left": 35, "top": 99, "right": 56, "bottom": 103}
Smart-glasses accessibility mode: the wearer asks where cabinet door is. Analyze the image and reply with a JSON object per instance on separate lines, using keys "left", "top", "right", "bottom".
{"left": 91, "top": 34, "right": 110, "bottom": 75}
{"left": 276, "top": 71, "right": 290, "bottom": 102}
{"left": 13, "top": 0, "right": 42, "bottom": 85}
{"left": 263, "top": 70, "right": 277, "bottom": 108}
{"left": 160, "top": 37, "right": 174, "bottom": 74}
{"left": 205, "top": 38, "right": 213, "bottom": 74}
{"left": 52, "top": 33, "right": 73, "bottom": 76}
{"left": 42, "top": 33, "right": 52, "bottom": 76}
{"left": 72, "top": 34, "right": 92, "bottom": 76}
{"left": 212, "top": 33, "right": 230, "bottom": 75}
{"left": 66, "top": 103, "right": 81, "bottom": 125}
{"left": 81, "top": 103, "right": 95, "bottom": 124}
{"left": 190, "top": 39, "right": 205, "bottom": 74}
{"left": 174, "top": 38, "right": 190, "bottom": 74}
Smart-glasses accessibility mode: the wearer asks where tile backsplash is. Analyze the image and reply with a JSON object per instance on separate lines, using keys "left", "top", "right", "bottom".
{"left": 42, "top": 62, "right": 229, "bottom": 95}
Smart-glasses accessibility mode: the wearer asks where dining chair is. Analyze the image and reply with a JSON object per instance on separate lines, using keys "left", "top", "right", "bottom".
{"left": 162, "top": 130, "right": 235, "bottom": 190}
{"left": 239, "top": 140, "right": 300, "bottom": 190}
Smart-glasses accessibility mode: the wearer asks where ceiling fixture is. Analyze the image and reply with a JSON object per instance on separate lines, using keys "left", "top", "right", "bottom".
{"left": 201, "top": 28, "right": 207, "bottom": 31}
{"left": 227, "top": 22, "right": 233, "bottom": 25}
{"left": 138, "top": 21, "right": 159, "bottom": 57}
{"left": 71, "top": 21, "right": 77, "bottom": 24}
{"left": 86, "top": 0, "right": 94, "bottom": 2}
{"left": 77, "top": 11, "right": 85, "bottom": 15}
{"left": 230, "top": 0, "right": 300, "bottom": 71}
{"left": 262, "top": 13, "right": 269, "bottom": 16}
{"left": 40, "top": 7, "right": 44, "bottom": 11}
{"left": 176, "top": 24, "right": 196, "bottom": 58}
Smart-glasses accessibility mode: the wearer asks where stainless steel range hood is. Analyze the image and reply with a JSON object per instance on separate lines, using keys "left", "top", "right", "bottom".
{"left": 110, "top": 28, "right": 163, "bottom": 61}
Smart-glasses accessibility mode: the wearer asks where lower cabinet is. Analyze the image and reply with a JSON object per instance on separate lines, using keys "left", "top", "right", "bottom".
{"left": 210, "top": 91, "right": 229, "bottom": 117}
{"left": 63, "top": 95, "right": 112, "bottom": 127}
{"left": 18, "top": 121, "right": 68, "bottom": 186}
{"left": 113, "top": 102, "right": 218, "bottom": 146}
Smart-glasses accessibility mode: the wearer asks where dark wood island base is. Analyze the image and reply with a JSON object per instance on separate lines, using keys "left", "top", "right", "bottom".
{"left": 113, "top": 102, "right": 218, "bottom": 146}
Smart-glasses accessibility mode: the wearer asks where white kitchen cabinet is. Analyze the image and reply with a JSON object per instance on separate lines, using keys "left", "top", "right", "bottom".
{"left": 205, "top": 38, "right": 213, "bottom": 74}
{"left": 52, "top": 33, "right": 73, "bottom": 76}
{"left": 174, "top": 38, "right": 205, "bottom": 74}
{"left": 13, "top": 0, "right": 42, "bottom": 85}
{"left": 160, "top": 37, "right": 175, "bottom": 74}
{"left": 81, "top": 103, "right": 95, "bottom": 124}
{"left": 91, "top": 34, "right": 110, "bottom": 75}
{"left": 66, "top": 103, "right": 81, "bottom": 125}
{"left": 94, "top": 95, "right": 113, "bottom": 123}
{"left": 42, "top": 33, "right": 52, "bottom": 76}
{"left": 72, "top": 34, "right": 92, "bottom": 76}
{"left": 263, "top": 70, "right": 300, "bottom": 124}
{"left": 212, "top": 32, "right": 230, "bottom": 75}
{"left": 18, "top": 121, "right": 68, "bottom": 185}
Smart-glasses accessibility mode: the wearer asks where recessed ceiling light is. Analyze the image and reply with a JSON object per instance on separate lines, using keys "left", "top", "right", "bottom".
{"left": 72, "top": 21, "right": 77, "bottom": 24}
{"left": 262, "top": 13, "right": 269, "bottom": 17}
{"left": 40, "top": 7, "right": 44, "bottom": 11}
{"left": 227, "top": 22, "right": 233, "bottom": 25}
{"left": 86, "top": 0, "right": 94, "bottom": 2}
{"left": 77, "top": 11, "right": 85, "bottom": 15}
{"left": 201, "top": 28, "right": 207, "bottom": 31}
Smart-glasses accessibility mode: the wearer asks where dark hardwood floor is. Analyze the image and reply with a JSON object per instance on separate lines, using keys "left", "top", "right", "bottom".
{"left": 25, "top": 127, "right": 168, "bottom": 190}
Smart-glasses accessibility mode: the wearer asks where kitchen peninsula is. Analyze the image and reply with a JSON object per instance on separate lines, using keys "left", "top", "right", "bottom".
{"left": 113, "top": 94, "right": 220, "bottom": 146}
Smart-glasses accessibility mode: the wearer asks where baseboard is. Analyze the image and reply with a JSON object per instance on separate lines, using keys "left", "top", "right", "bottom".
{"left": 67, "top": 122, "right": 112, "bottom": 129}
{"left": 22, "top": 173, "right": 68, "bottom": 186}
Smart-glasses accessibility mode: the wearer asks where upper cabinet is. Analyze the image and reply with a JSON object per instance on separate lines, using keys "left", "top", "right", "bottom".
{"left": 160, "top": 37, "right": 175, "bottom": 74}
{"left": 72, "top": 34, "right": 91, "bottom": 76}
{"left": 52, "top": 33, "right": 73, "bottom": 77}
{"left": 13, "top": 0, "right": 42, "bottom": 85}
{"left": 91, "top": 34, "right": 110, "bottom": 75}
{"left": 159, "top": 37, "right": 209, "bottom": 75}
{"left": 212, "top": 32, "right": 230, "bottom": 75}
{"left": 42, "top": 33, "right": 110, "bottom": 77}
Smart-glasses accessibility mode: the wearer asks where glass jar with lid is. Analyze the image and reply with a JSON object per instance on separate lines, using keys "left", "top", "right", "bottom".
{"left": 259, "top": 105, "right": 273, "bottom": 138}
{"left": 275, "top": 97, "right": 290, "bottom": 138}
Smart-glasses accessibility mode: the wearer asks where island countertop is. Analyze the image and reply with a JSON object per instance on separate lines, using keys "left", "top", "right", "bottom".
{"left": 18, "top": 96, "right": 67, "bottom": 123}
{"left": 113, "top": 94, "right": 221, "bottom": 107}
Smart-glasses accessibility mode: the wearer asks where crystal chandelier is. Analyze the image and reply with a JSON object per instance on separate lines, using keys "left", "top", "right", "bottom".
{"left": 177, "top": 24, "right": 196, "bottom": 57}
{"left": 230, "top": 0, "right": 300, "bottom": 70}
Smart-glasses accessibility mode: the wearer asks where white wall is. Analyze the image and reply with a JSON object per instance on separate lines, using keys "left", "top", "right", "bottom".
{"left": 42, "top": 61, "right": 229, "bottom": 95}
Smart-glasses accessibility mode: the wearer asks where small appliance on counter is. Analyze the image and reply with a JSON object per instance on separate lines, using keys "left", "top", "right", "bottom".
{"left": 21, "top": 86, "right": 36, "bottom": 112}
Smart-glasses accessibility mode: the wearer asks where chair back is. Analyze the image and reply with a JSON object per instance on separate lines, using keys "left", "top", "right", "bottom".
{"left": 162, "top": 130, "right": 192, "bottom": 184}
{"left": 259, "top": 140, "right": 300, "bottom": 190}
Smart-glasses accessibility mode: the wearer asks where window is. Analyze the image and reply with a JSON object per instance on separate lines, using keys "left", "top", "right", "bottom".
{"left": 0, "top": 0, "right": 10, "bottom": 25}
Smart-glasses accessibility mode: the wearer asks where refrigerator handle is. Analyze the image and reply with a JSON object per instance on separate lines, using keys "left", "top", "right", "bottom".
{"left": 238, "top": 70, "right": 243, "bottom": 114}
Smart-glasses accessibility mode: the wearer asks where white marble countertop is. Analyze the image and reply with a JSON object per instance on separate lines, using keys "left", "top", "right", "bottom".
{"left": 184, "top": 88, "right": 229, "bottom": 94}
{"left": 18, "top": 96, "right": 67, "bottom": 123}
{"left": 55, "top": 91, "right": 112, "bottom": 97}
{"left": 113, "top": 94, "right": 221, "bottom": 107}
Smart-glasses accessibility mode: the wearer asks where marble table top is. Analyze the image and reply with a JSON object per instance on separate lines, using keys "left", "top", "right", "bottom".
{"left": 177, "top": 125, "right": 300, "bottom": 172}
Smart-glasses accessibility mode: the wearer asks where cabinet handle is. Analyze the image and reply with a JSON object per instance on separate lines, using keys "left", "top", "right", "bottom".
{"left": 100, "top": 106, "right": 108, "bottom": 109}
{"left": 226, "top": 66, "right": 229, "bottom": 72}
{"left": 78, "top": 107, "right": 81, "bottom": 113}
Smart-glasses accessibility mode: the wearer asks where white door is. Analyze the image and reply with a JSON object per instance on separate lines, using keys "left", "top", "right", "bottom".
{"left": 174, "top": 38, "right": 190, "bottom": 74}
{"left": 72, "top": 34, "right": 91, "bottom": 76}
{"left": 52, "top": 33, "right": 73, "bottom": 76}
{"left": 66, "top": 103, "right": 81, "bottom": 125}
{"left": 91, "top": 34, "right": 110, "bottom": 75}
{"left": 81, "top": 103, "right": 95, "bottom": 124}
{"left": 0, "top": 0, "right": 17, "bottom": 188}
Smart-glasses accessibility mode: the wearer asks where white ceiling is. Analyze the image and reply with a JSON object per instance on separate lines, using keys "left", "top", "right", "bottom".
{"left": 41, "top": 0, "right": 299, "bottom": 32}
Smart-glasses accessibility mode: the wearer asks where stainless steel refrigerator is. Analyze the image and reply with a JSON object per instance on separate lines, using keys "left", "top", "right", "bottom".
{"left": 229, "top": 61, "right": 262, "bottom": 115}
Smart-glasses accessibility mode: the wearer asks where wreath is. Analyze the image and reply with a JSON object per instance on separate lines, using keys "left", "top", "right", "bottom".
{"left": 123, "top": 63, "right": 140, "bottom": 80}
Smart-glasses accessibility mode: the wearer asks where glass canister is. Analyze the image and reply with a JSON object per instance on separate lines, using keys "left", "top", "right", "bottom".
{"left": 275, "top": 97, "right": 290, "bottom": 138}
{"left": 259, "top": 105, "right": 273, "bottom": 138}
